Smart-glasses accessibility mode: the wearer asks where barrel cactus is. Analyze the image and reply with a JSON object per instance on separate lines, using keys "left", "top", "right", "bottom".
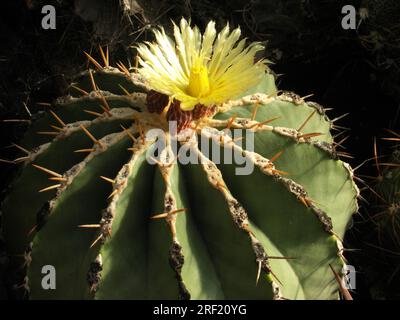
{"left": 1, "top": 18, "right": 359, "bottom": 300}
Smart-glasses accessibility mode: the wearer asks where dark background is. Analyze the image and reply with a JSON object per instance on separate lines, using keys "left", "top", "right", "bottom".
{"left": 1, "top": 0, "right": 399, "bottom": 299}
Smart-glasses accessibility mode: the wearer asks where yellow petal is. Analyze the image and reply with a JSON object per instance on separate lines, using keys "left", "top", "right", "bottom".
{"left": 137, "top": 18, "right": 268, "bottom": 111}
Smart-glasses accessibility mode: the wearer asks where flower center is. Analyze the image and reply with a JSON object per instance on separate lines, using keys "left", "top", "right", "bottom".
{"left": 187, "top": 63, "right": 210, "bottom": 98}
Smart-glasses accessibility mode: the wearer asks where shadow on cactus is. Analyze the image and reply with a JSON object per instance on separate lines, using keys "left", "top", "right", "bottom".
{"left": 1, "top": 18, "right": 359, "bottom": 300}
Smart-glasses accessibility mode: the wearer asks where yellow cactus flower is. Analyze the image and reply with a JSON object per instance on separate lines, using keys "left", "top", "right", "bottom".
{"left": 137, "top": 18, "right": 267, "bottom": 111}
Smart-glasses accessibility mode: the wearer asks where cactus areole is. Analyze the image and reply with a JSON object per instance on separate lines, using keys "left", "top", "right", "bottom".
{"left": 1, "top": 18, "right": 359, "bottom": 300}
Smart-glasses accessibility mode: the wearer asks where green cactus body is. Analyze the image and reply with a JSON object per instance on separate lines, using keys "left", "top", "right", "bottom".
{"left": 1, "top": 65, "right": 358, "bottom": 300}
